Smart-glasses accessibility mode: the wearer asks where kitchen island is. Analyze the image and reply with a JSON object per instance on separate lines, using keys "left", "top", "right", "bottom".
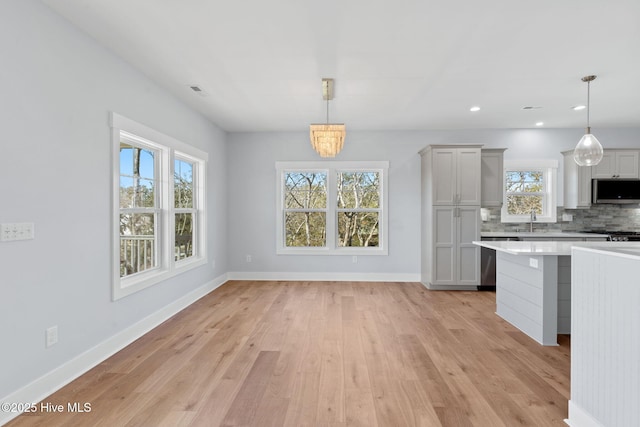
{"left": 473, "top": 240, "right": 640, "bottom": 346}
{"left": 568, "top": 245, "right": 640, "bottom": 427}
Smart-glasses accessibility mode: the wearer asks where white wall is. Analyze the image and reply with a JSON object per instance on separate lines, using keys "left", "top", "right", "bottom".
{"left": 0, "top": 0, "right": 227, "bottom": 399}
{"left": 227, "top": 128, "right": 640, "bottom": 277}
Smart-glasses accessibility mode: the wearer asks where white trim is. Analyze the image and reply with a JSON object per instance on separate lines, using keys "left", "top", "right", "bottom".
{"left": 111, "top": 113, "right": 208, "bottom": 161}
{"left": 502, "top": 160, "right": 558, "bottom": 223}
{"left": 0, "top": 274, "right": 228, "bottom": 426}
{"left": 227, "top": 271, "right": 419, "bottom": 282}
{"left": 505, "top": 159, "right": 558, "bottom": 169}
{"left": 111, "top": 113, "right": 208, "bottom": 300}
{"left": 565, "top": 400, "right": 605, "bottom": 427}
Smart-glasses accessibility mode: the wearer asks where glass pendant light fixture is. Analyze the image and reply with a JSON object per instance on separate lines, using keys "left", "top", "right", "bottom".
{"left": 573, "top": 75, "right": 603, "bottom": 166}
{"left": 310, "top": 78, "right": 345, "bottom": 158}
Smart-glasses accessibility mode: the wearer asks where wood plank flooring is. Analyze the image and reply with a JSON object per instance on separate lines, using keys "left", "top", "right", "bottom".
{"left": 7, "top": 281, "right": 571, "bottom": 426}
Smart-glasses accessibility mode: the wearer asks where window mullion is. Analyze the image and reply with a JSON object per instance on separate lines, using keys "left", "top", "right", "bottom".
{"left": 326, "top": 169, "right": 336, "bottom": 249}
{"left": 159, "top": 147, "right": 172, "bottom": 271}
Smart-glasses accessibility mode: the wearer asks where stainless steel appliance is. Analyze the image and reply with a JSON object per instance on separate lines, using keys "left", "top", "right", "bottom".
{"left": 479, "top": 236, "right": 519, "bottom": 291}
{"left": 592, "top": 179, "right": 640, "bottom": 204}
{"left": 606, "top": 231, "right": 640, "bottom": 241}
{"left": 582, "top": 230, "right": 640, "bottom": 241}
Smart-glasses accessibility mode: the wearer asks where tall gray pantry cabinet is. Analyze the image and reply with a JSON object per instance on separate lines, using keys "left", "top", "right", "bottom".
{"left": 420, "top": 145, "right": 482, "bottom": 290}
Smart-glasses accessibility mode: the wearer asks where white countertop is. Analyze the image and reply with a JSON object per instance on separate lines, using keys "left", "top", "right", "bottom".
{"left": 473, "top": 240, "right": 640, "bottom": 256}
{"left": 572, "top": 245, "right": 640, "bottom": 261}
{"left": 481, "top": 231, "right": 610, "bottom": 239}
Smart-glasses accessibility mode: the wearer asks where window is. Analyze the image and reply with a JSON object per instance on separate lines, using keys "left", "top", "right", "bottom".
{"left": 501, "top": 160, "right": 557, "bottom": 223}
{"left": 112, "top": 113, "right": 207, "bottom": 300}
{"left": 276, "top": 161, "right": 388, "bottom": 255}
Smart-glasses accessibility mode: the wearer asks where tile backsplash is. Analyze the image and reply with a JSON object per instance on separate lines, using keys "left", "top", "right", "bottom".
{"left": 481, "top": 204, "right": 640, "bottom": 233}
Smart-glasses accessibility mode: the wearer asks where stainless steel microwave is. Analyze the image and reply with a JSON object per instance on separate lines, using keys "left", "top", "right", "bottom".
{"left": 592, "top": 179, "right": 640, "bottom": 204}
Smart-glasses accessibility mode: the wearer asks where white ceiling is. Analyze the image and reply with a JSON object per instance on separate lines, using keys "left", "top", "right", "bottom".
{"left": 42, "top": 0, "right": 640, "bottom": 133}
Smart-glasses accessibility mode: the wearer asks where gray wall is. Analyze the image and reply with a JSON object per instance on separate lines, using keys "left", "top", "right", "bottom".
{"left": 0, "top": 0, "right": 227, "bottom": 398}
{"left": 227, "top": 128, "right": 640, "bottom": 275}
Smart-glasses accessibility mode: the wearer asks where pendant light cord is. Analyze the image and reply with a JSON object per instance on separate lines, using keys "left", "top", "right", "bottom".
{"left": 586, "top": 80, "right": 591, "bottom": 133}
{"left": 326, "top": 97, "right": 329, "bottom": 124}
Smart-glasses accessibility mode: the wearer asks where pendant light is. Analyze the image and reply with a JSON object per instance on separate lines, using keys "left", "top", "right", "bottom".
{"left": 309, "top": 78, "right": 345, "bottom": 158}
{"left": 573, "top": 75, "right": 603, "bottom": 166}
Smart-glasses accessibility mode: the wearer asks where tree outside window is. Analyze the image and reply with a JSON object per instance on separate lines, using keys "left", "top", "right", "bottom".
{"left": 501, "top": 160, "right": 557, "bottom": 223}
{"left": 505, "top": 170, "right": 544, "bottom": 215}
{"left": 337, "top": 172, "right": 380, "bottom": 247}
{"left": 276, "top": 161, "right": 388, "bottom": 255}
{"left": 112, "top": 113, "right": 208, "bottom": 300}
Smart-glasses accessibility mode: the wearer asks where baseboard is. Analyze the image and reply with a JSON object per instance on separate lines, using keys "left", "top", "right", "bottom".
{"left": 0, "top": 273, "right": 228, "bottom": 426}
{"left": 422, "top": 282, "right": 479, "bottom": 291}
{"left": 565, "top": 400, "right": 605, "bottom": 427}
{"left": 226, "top": 271, "right": 421, "bottom": 282}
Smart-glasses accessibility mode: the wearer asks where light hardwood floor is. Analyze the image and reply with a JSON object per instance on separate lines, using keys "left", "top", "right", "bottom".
{"left": 8, "top": 281, "right": 571, "bottom": 426}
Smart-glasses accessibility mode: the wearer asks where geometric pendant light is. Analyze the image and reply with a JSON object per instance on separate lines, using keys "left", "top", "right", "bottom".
{"left": 310, "top": 78, "right": 345, "bottom": 158}
{"left": 573, "top": 75, "right": 604, "bottom": 166}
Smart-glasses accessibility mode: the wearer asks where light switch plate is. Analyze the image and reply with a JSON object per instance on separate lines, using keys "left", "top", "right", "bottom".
{"left": 46, "top": 326, "right": 58, "bottom": 348}
{"left": 1, "top": 223, "right": 35, "bottom": 241}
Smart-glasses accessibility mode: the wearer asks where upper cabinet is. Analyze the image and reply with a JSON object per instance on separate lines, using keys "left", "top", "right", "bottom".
{"left": 430, "top": 147, "right": 481, "bottom": 205}
{"left": 563, "top": 150, "right": 592, "bottom": 209}
{"left": 481, "top": 149, "right": 506, "bottom": 207}
{"left": 563, "top": 149, "right": 640, "bottom": 209}
{"left": 592, "top": 150, "right": 639, "bottom": 179}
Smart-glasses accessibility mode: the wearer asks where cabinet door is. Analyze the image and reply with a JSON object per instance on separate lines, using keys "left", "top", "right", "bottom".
{"left": 457, "top": 207, "right": 480, "bottom": 285}
{"left": 593, "top": 151, "right": 639, "bottom": 178}
{"left": 577, "top": 162, "right": 593, "bottom": 207}
{"left": 592, "top": 152, "right": 616, "bottom": 178}
{"left": 481, "top": 151, "right": 504, "bottom": 207}
{"left": 432, "top": 207, "right": 456, "bottom": 285}
{"left": 457, "top": 148, "right": 481, "bottom": 205}
{"left": 432, "top": 149, "right": 457, "bottom": 205}
{"left": 615, "top": 151, "right": 639, "bottom": 178}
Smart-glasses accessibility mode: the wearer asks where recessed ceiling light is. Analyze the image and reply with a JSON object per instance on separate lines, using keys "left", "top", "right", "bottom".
{"left": 469, "top": 106, "right": 480, "bottom": 112}
{"left": 572, "top": 105, "right": 586, "bottom": 111}
{"left": 535, "top": 122, "right": 544, "bottom": 126}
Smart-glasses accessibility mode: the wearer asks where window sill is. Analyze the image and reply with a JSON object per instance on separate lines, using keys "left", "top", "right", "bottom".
{"left": 113, "top": 256, "right": 208, "bottom": 300}
{"left": 501, "top": 217, "right": 557, "bottom": 224}
{"left": 276, "top": 248, "right": 388, "bottom": 256}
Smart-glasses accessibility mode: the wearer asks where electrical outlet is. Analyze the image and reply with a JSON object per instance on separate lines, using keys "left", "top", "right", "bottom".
{"left": 1, "top": 223, "right": 35, "bottom": 241}
{"left": 211, "top": 258, "right": 216, "bottom": 269}
{"left": 562, "top": 213, "right": 573, "bottom": 222}
{"left": 46, "top": 326, "right": 58, "bottom": 348}
{"left": 529, "top": 258, "right": 539, "bottom": 269}
{"left": 246, "top": 255, "right": 252, "bottom": 263}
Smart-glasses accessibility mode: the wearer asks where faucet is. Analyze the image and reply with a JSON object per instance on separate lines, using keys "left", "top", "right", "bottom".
{"left": 530, "top": 209, "right": 537, "bottom": 232}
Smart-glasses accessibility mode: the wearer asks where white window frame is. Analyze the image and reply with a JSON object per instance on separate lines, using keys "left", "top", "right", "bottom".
{"left": 111, "top": 113, "right": 207, "bottom": 300}
{"left": 501, "top": 159, "right": 558, "bottom": 223}
{"left": 276, "top": 161, "right": 389, "bottom": 256}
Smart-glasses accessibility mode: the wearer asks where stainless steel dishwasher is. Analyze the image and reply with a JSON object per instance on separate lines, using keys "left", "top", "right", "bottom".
{"left": 479, "top": 236, "right": 519, "bottom": 291}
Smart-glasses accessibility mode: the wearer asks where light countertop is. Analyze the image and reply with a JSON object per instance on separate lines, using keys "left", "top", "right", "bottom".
{"left": 480, "top": 231, "right": 610, "bottom": 239}
{"left": 473, "top": 240, "right": 640, "bottom": 256}
{"left": 572, "top": 245, "right": 640, "bottom": 261}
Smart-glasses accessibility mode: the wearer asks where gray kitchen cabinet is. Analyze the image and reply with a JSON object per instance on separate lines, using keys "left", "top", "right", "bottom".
{"left": 481, "top": 148, "right": 506, "bottom": 207}
{"left": 430, "top": 146, "right": 481, "bottom": 205}
{"left": 420, "top": 145, "right": 482, "bottom": 290}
